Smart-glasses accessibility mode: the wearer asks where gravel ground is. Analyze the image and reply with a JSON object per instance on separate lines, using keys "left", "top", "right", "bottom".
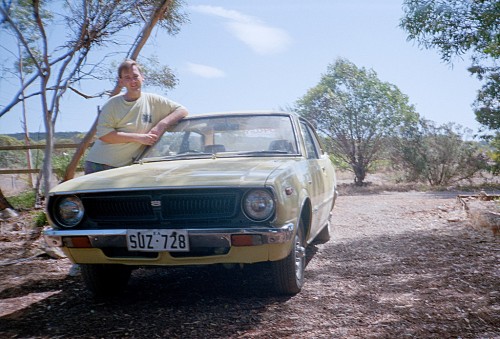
{"left": 0, "top": 190, "right": 499, "bottom": 338}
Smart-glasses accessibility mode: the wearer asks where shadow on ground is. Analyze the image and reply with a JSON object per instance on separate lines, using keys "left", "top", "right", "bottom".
{"left": 0, "top": 221, "right": 498, "bottom": 338}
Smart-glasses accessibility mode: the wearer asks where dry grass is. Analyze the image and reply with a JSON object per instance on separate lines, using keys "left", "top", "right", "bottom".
{"left": 336, "top": 169, "right": 500, "bottom": 195}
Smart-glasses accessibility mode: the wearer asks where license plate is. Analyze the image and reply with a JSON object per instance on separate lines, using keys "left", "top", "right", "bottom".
{"left": 126, "top": 230, "right": 189, "bottom": 252}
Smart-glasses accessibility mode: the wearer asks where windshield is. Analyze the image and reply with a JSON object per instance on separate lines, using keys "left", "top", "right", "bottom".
{"left": 141, "top": 114, "right": 299, "bottom": 161}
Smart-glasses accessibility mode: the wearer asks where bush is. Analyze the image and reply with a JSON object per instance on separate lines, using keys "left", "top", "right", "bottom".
{"left": 391, "top": 120, "right": 489, "bottom": 186}
{"left": 33, "top": 211, "right": 48, "bottom": 227}
{"left": 486, "top": 134, "right": 500, "bottom": 175}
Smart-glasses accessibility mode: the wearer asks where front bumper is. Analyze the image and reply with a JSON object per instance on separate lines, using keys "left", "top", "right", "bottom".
{"left": 43, "top": 224, "right": 294, "bottom": 265}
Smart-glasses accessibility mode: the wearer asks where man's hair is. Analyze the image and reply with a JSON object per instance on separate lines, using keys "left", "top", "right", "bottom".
{"left": 118, "top": 59, "right": 143, "bottom": 78}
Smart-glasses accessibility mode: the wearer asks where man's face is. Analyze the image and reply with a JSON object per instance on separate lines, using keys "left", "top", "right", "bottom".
{"left": 119, "top": 65, "right": 144, "bottom": 93}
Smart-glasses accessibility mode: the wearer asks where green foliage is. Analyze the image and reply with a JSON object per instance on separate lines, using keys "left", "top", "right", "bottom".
{"left": 391, "top": 120, "right": 489, "bottom": 186}
{"left": 52, "top": 151, "right": 86, "bottom": 180}
{"left": 141, "top": 55, "right": 179, "bottom": 94}
{"left": 0, "top": 132, "right": 87, "bottom": 171}
{"left": 473, "top": 70, "right": 500, "bottom": 131}
{"left": 0, "top": 135, "right": 24, "bottom": 168}
{"left": 329, "top": 154, "right": 350, "bottom": 171}
{"left": 7, "top": 190, "right": 35, "bottom": 210}
{"left": 400, "top": 0, "right": 500, "bottom": 133}
{"left": 52, "top": 153, "right": 72, "bottom": 181}
{"left": 33, "top": 211, "right": 48, "bottom": 227}
{"left": 486, "top": 133, "right": 500, "bottom": 175}
{"left": 400, "top": 0, "right": 500, "bottom": 61}
{"left": 0, "top": 135, "right": 21, "bottom": 146}
{"left": 295, "top": 58, "right": 419, "bottom": 186}
{"left": 4, "top": 132, "right": 85, "bottom": 142}
{"left": 369, "top": 159, "right": 392, "bottom": 173}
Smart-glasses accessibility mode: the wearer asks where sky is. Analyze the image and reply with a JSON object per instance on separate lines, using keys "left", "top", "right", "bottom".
{"left": 0, "top": 0, "right": 482, "bottom": 135}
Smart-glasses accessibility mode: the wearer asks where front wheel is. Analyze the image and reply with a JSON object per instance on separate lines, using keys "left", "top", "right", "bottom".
{"left": 271, "top": 221, "right": 306, "bottom": 295}
{"left": 81, "top": 264, "right": 132, "bottom": 297}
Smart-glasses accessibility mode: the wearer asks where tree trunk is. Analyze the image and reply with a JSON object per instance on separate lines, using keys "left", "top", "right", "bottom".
{"left": 18, "top": 42, "right": 35, "bottom": 189}
{"left": 42, "top": 116, "right": 55, "bottom": 197}
{"left": 353, "top": 164, "right": 366, "bottom": 186}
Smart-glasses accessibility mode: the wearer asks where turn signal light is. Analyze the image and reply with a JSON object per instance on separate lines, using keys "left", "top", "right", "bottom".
{"left": 63, "top": 236, "right": 92, "bottom": 248}
{"left": 231, "top": 234, "right": 263, "bottom": 246}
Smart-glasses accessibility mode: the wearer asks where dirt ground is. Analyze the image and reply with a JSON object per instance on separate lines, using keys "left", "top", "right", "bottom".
{"left": 0, "top": 186, "right": 499, "bottom": 338}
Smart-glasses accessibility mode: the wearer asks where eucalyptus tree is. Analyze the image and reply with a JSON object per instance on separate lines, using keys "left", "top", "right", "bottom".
{"left": 4, "top": 5, "right": 49, "bottom": 189}
{"left": 295, "top": 58, "right": 419, "bottom": 185}
{"left": 0, "top": 0, "right": 186, "bottom": 196}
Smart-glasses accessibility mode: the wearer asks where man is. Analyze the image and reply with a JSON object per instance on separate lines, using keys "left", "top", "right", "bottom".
{"left": 84, "top": 59, "right": 188, "bottom": 174}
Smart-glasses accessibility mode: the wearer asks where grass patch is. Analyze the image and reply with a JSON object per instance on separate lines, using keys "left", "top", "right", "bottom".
{"left": 7, "top": 190, "right": 36, "bottom": 210}
{"left": 33, "top": 211, "right": 48, "bottom": 227}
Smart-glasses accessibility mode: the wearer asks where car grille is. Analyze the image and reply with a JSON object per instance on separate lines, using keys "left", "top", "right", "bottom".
{"left": 84, "top": 196, "right": 155, "bottom": 220}
{"left": 79, "top": 189, "right": 244, "bottom": 228}
{"left": 161, "top": 193, "right": 237, "bottom": 219}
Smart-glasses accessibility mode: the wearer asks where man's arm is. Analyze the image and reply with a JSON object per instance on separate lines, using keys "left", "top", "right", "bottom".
{"left": 99, "top": 131, "right": 159, "bottom": 145}
{"left": 149, "top": 107, "right": 189, "bottom": 136}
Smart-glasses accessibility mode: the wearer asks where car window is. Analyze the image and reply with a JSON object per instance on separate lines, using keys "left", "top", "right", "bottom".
{"left": 147, "top": 131, "right": 204, "bottom": 157}
{"left": 143, "top": 114, "right": 299, "bottom": 159}
{"left": 300, "top": 121, "right": 321, "bottom": 159}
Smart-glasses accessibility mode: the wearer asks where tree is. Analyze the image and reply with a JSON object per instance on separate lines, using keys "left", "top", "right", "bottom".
{"left": 0, "top": 0, "right": 186, "bottom": 196}
{"left": 295, "top": 58, "right": 419, "bottom": 185}
{"left": 400, "top": 0, "right": 500, "bottom": 133}
{"left": 9, "top": 6, "right": 48, "bottom": 189}
{"left": 63, "top": 5, "right": 181, "bottom": 182}
{"left": 391, "top": 119, "right": 489, "bottom": 186}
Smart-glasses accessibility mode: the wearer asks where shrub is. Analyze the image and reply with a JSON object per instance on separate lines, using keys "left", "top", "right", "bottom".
{"left": 391, "top": 120, "right": 489, "bottom": 186}
{"left": 33, "top": 211, "right": 48, "bottom": 227}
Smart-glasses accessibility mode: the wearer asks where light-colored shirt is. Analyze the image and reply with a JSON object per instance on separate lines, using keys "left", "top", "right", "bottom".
{"left": 86, "top": 92, "right": 183, "bottom": 167}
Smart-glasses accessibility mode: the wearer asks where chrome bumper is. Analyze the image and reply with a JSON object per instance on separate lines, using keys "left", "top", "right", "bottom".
{"left": 43, "top": 224, "right": 294, "bottom": 249}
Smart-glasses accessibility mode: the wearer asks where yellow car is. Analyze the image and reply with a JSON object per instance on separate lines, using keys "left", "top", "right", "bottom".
{"left": 44, "top": 111, "right": 337, "bottom": 296}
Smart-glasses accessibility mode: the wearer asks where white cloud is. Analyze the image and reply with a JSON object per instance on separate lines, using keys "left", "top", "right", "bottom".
{"left": 191, "top": 5, "right": 250, "bottom": 22}
{"left": 186, "top": 62, "right": 226, "bottom": 78}
{"left": 191, "top": 5, "right": 292, "bottom": 55}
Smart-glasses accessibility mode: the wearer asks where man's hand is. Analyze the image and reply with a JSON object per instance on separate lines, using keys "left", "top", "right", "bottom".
{"left": 137, "top": 133, "right": 159, "bottom": 145}
{"left": 149, "top": 108, "right": 189, "bottom": 136}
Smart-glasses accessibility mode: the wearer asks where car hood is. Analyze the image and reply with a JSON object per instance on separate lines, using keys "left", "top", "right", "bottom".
{"left": 50, "top": 157, "right": 297, "bottom": 194}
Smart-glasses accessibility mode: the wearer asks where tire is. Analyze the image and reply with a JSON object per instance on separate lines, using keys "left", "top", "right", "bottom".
{"left": 81, "top": 264, "right": 131, "bottom": 297}
{"left": 271, "top": 221, "right": 306, "bottom": 295}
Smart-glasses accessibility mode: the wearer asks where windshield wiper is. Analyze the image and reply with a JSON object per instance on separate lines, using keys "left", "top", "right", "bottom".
{"left": 140, "top": 152, "right": 213, "bottom": 163}
{"left": 236, "top": 150, "right": 289, "bottom": 155}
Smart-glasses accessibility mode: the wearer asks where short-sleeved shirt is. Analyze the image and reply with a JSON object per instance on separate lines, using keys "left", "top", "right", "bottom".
{"left": 86, "top": 92, "right": 183, "bottom": 167}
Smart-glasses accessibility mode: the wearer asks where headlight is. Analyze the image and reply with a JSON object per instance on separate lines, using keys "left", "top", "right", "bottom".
{"left": 242, "top": 189, "right": 275, "bottom": 221}
{"left": 54, "top": 196, "right": 84, "bottom": 227}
